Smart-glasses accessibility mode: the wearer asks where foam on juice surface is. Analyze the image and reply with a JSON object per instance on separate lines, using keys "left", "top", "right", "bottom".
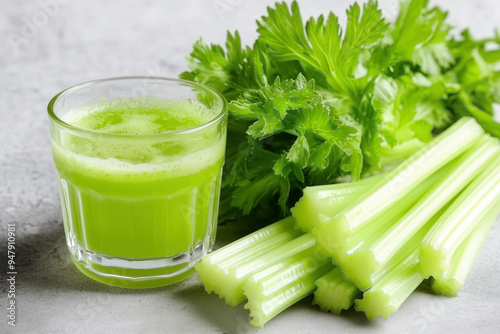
{"left": 62, "top": 98, "right": 219, "bottom": 134}
{"left": 53, "top": 98, "right": 226, "bottom": 182}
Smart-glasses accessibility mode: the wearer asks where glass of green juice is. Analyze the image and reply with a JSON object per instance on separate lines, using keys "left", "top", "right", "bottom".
{"left": 47, "top": 77, "right": 227, "bottom": 288}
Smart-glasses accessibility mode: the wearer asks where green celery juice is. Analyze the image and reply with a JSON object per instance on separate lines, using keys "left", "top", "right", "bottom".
{"left": 51, "top": 98, "right": 226, "bottom": 287}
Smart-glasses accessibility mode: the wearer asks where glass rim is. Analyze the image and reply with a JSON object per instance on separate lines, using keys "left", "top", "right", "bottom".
{"left": 47, "top": 76, "right": 227, "bottom": 139}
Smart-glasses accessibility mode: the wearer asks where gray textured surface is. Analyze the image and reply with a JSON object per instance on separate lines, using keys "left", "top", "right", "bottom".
{"left": 1, "top": 1, "right": 500, "bottom": 333}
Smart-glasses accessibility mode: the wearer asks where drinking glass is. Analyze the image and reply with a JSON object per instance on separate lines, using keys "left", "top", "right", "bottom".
{"left": 48, "top": 77, "right": 227, "bottom": 288}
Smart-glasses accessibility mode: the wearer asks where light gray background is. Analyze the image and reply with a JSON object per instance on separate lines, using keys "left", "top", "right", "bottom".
{"left": 1, "top": 1, "right": 499, "bottom": 333}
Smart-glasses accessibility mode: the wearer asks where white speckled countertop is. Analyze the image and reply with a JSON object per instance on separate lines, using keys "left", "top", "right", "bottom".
{"left": 1, "top": 1, "right": 499, "bottom": 333}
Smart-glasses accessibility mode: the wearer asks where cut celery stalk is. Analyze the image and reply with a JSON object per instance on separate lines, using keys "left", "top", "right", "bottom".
{"left": 354, "top": 249, "right": 423, "bottom": 321}
{"left": 205, "top": 217, "right": 298, "bottom": 264}
{"left": 343, "top": 135, "right": 499, "bottom": 287}
{"left": 431, "top": 205, "right": 500, "bottom": 296}
{"left": 314, "top": 164, "right": 447, "bottom": 278}
{"left": 341, "top": 203, "right": 448, "bottom": 290}
{"left": 313, "top": 117, "right": 483, "bottom": 248}
{"left": 292, "top": 174, "right": 385, "bottom": 233}
{"left": 313, "top": 267, "right": 361, "bottom": 315}
{"left": 243, "top": 244, "right": 334, "bottom": 328}
{"left": 419, "top": 153, "right": 500, "bottom": 279}
{"left": 195, "top": 216, "right": 304, "bottom": 305}
{"left": 231, "top": 232, "right": 315, "bottom": 279}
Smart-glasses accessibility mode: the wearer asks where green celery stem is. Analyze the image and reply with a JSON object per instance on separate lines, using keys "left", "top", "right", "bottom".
{"left": 243, "top": 237, "right": 334, "bottom": 328}
{"left": 313, "top": 267, "right": 361, "bottom": 315}
{"left": 360, "top": 136, "right": 499, "bottom": 278}
{"left": 314, "top": 166, "right": 446, "bottom": 290}
{"left": 431, "top": 205, "right": 500, "bottom": 296}
{"left": 419, "top": 153, "right": 500, "bottom": 279}
{"left": 325, "top": 117, "right": 483, "bottom": 237}
{"left": 291, "top": 174, "right": 384, "bottom": 233}
{"left": 312, "top": 118, "right": 484, "bottom": 265}
{"left": 354, "top": 249, "right": 423, "bottom": 321}
{"left": 195, "top": 216, "right": 304, "bottom": 305}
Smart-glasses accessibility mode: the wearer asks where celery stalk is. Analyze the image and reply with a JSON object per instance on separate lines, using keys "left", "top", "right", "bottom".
{"left": 341, "top": 203, "right": 447, "bottom": 290}
{"left": 313, "top": 267, "right": 361, "bottom": 315}
{"left": 243, "top": 244, "right": 333, "bottom": 328}
{"left": 419, "top": 153, "right": 500, "bottom": 279}
{"left": 342, "top": 135, "right": 499, "bottom": 287}
{"left": 291, "top": 174, "right": 385, "bottom": 233}
{"left": 314, "top": 164, "right": 447, "bottom": 281}
{"left": 313, "top": 117, "right": 483, "bottom": 249}
{"left": 195, "top": 217, "right": 304, "bottom": 305}
{"left": 354, "top": 249, "right": 423, "bottom": 321}
{"left": 431, "top": 206, "right": 500, "bottom": 296}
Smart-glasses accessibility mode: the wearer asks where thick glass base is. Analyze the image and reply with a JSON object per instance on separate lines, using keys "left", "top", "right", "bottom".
{"left": 71, "top": 257, "right": 196, "bottom": 288}
{"left": 68, "top": 242, "right": 207, "bottom": 288}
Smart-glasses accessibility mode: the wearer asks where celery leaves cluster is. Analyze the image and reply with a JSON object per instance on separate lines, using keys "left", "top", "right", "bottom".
{"left": 181, "top": 0, "right": 500, "bottom": 222}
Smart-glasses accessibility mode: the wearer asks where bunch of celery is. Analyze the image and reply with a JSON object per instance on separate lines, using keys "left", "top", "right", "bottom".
{"left": 195, "top": 118, "right": 500, "bottom": 327}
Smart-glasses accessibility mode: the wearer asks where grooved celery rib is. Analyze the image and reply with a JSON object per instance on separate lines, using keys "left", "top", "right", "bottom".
{"left": 344, "top": 135, "right": 500, "bottom": 287}
{"left": 340, "top": 202, "right": 449, "bottom": 291}
{"left": 419, "top": 153, "right": 500, "bottom": 279}
{"left": 195, "top": 217, "right": 304, "bottom": 305}
{"left": 431, "top": 205, "right": 500, "bottom": 296}
{"left": 314, "top": 163, "right": 447, "bottom": 282}
{"left": 313, "top": 117, "right": 484, "bottom": 249}
{"left": 354, "top": 249, "right": 423, "bottom": 321}
{"left": 292, "top": 174, "right": 385, "bottom": 233}
{"left": 354, "top": 203, "right": 451, "bottom": 319}
{"left": 243, "top": 239, "right": 334, "bottom": 328}
{"left": 313, "top": 267, "right": 361, "bottom": 315}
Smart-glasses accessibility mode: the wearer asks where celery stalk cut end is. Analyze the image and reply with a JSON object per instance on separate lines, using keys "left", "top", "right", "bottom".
{"left": 291, "top": 195, "right": 317, "bottom": 233}
{"left": 312, "top": 215, "right": 350, "bottom": 258}
{"left": 431, "top": 278, "right": 462, "bottom": 297}
{"left": 313, "top": 282, "right": 361, "bottom": 315}
{"left": 195, "top": 260, "right": 246, "bottom": 306}
{"left": 354, "top": 291, "right": 396, "bottom": 321}
{"left": 340, "top": 251, "right": 379, "bottom": 291}
{"left": 418, "top": 243, "right": 449, "bottom": 279}
{"left": 243, "top": 301, "right": 266, "bottom": 329}
{"left": 312, "top": 296, "right": 351, "bottom": 315}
